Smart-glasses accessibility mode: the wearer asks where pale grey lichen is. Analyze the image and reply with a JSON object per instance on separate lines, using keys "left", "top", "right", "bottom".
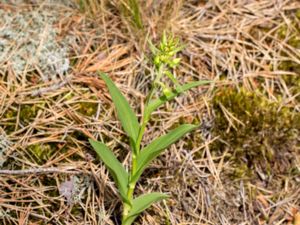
{"left": 59, "top": 175, "right": 92, "bottom": 205}
{"left": 0, "top": 130, "right": 11, "bottom": 168}
{"left": 0, "top": 8, "right": 70, "bottom": 81}
{"left": 2, "top": 0, "right": 76, "bottom": 7}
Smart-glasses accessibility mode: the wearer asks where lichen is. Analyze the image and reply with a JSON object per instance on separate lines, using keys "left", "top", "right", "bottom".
{"left": 0, "top": 130, "right": 11, "bottom": 168}
{"left": 211, "top": 87, "right": 300, "bottom": 178}
{"left": 0, "top": 8, "right": 70, "bottom": 81}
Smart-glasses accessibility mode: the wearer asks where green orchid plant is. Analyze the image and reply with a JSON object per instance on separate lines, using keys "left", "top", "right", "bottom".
{"left": 89, "top": 33, "right": 210, "bottom": 225}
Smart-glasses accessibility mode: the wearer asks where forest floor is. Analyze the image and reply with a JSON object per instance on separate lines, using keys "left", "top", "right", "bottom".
{"left": 0, "top": 1, "right": 300, "bottom": 225}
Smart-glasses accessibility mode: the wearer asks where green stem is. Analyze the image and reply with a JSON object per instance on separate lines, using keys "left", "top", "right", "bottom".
{"left": 122, "top": 202, "right": 131, "bottom": 223}
{"left": 135, "top": 74, "right": 159, "bottom": 155}
{"left": 122, "top": 153, "right": 138, "bottom": 223}
{"left": 122, "top": 66, "right": 162, "bottom": 224}
{"left": 135, "top": 120, "right": 146, "bottom": 155}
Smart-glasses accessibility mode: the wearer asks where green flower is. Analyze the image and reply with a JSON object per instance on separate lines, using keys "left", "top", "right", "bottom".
{"left": 149, "top": 31, "right": 184, "bottom": 95}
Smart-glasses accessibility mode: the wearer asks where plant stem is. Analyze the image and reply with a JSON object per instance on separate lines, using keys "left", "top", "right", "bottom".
{"left": 122, "top": 202, "right": 130, "bottom": 221}
{"left": 122, "top": 66, "right": 162, "bottom": 224}
{"left": 135, "top": 120, "right": 146, "bottom": 155}
{"left": 135, "top": 70, "right": 161, "bottom": 156}
{"left": 122, "top": 162, "right": 137, "bottom": 223}
{"left": 122, "top": 153, "right": 138, "bottom": 223}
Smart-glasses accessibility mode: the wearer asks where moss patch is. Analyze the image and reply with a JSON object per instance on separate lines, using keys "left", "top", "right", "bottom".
{"left": 28, "top": 143, "right": 57, "bottom": 165}
{"left": 19, "top": 104, "right": 41, "bottom": 122}
{"left": 212, "top": 87, "right": 300, "bottom": 178}
{"left": 77, "top": 101, "right": 98, "bottom": 117}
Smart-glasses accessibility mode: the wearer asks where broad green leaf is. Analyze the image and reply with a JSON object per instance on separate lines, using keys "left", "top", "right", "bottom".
{"left": 99, "top": 72, "right": 140, "bottom": 144}
{"left": 123, "top": 193, "right": 168, "bottom": 225}
{"left": 131, "top": 124, "right": 197, "bottom": 184}
{"left": 89, "top": 139, "right": 129, "bottom": 202}
{"left": 145, "top": 80, "right": 211, "bottom": 119}
{"left": 129, "top": 192, "right": 168, "bottom": 217}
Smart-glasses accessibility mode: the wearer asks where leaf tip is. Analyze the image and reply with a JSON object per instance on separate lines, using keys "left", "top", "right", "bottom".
{"left": 97, "top": 71, "right": 108, "bottom": 80}
{"left": 88, "top": 138, "right": 95, "bottom": 144}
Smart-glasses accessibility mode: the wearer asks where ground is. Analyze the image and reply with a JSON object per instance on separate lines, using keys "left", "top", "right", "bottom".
{"left": 0, "top": 1, "right": 299, "bottom": 225}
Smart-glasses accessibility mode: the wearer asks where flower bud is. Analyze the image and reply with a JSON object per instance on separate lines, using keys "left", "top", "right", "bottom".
{"left": 163, "top": 87, "right": 172, "bottom": 97}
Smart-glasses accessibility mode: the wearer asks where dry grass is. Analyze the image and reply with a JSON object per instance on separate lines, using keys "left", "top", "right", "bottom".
{"left": 0, "top": 0, "right": 299, "bottom": 224}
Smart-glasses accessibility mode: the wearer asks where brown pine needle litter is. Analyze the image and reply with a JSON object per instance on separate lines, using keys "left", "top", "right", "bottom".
{"left": 0, "top": 0, "right": 299, "bottom": 224}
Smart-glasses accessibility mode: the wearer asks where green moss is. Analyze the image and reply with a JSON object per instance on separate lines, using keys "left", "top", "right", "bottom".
{"left": 296, "top": 9, "right": 300, "bottom": 19}
{"left": 2, "top": 108, "right": 17, "bottom": 133}
{"left": 20, "top": 104, "right": 39, "bottom": 121}
{"left": 279, "top": 61, "right": 300, "bottom": 74}
{"left": 277, "top": 10, "right": 300, "bottom": 69}
{"left": 1, "top": 103, "right": 44, "bottom": 133}
{"left": 288, "top": 35, "right": 300, "bottom": 48}
{"left": 71, "top": 130, "right": 88, "bottom": 142}
{"left": 277, "top": 13, "right": 300, "bottom": 47}
{"left": 212, "top": 87, "right": 300, "bottom": 178}
{"left": 282, "top": 73, "right": 300, "bottom": 90}
{"left": 277, "top": 25, "right": 288, "bottom": 39}
{"left": 70, "top": 205, "right": 84, "bottom": 216}
{"left": 28, "top": 143, "right": 56, "bottom": 164}
{"left": 279, "top": 70, "right": 300, "bottom": 103}
{"left": 249, "top": 12, "right": 300, "bottom": 103}
{"left": 276, "top": 18, "right": 300, "bottom": 101}
{"left": 4, "top": 108, "right": 17, "bottom": 119}
{"left": 289, "top": 166, "right": 300, "bottom": 176}
{"left": 77, "top": 101, "right": 98, "bottom": 117}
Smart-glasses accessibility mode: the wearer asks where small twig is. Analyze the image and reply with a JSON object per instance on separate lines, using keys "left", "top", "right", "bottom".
{"left": 0, "top": 167, "right": 89, "bottom": 175}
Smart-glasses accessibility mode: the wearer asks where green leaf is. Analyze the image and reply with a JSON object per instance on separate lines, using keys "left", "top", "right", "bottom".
{"left": 164, "top": 70, "right": 180, "bottom": 87}
{"left": 148, "top": 39, "right": 158, "bottom": 55}
{"left": 99, "top": 72, "right": 140, "bottom": 144}
{"left": 122, "top": 216, "right": 137, "bottom": 225}
{"left": 145, "top": 80, "right": 211, "bottom": 119}
{"left": 131, "top": 124, "right": 197, "bottom": 184}
{"left": 89, "top": 139, "right": 129, "bottom": 202}
{"left": 123, "top": 193, "right": 168, "bottom": 225}
{"left": 129, "top": 0, "right": 143, "bottom": 29}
